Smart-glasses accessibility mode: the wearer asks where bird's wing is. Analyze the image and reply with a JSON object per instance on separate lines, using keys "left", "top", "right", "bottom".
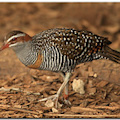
{"left": 32, "top": 28, "right": 111, "bottom": 60}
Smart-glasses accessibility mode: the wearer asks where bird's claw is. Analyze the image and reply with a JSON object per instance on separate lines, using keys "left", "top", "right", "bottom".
{"left": 39, "top": 94, "right": 59, "bottom": 108}
{"left": 39, "top": 94, "right": 71, "bottom": 108}
{"left": 63, "top": 99, "right": 71, "bottom": 106}
{"left": 39, "top": 94, "right": 58, "bottom": 102}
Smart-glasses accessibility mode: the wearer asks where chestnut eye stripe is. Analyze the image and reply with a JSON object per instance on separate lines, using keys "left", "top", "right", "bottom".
{"left": 7, "top": 34, "right": 25, "bottom": 43}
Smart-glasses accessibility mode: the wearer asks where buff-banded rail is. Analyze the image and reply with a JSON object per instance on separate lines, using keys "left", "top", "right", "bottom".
{"left": 1, "top": 28, "right": 120, "bottom": 108}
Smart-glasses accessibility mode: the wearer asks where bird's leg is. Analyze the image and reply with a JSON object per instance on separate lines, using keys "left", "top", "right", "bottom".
{"left": 63, "top": 81, "right": 71, "bottom": 106}
{"left": 63, "top": 81, "right": 69, "bottom": 100}
{"left": 39, "top": 72, "right": 71, "bottom": 108}
{"left": 54, "top": 72, "right": 71, "bottom": 107}
{"left": 60, "top": 72, "right": 71, "bottom": 106}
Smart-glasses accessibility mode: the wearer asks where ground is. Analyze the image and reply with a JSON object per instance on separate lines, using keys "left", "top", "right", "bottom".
{"left": 0, "top": 3, "right": 120, "bottom": 118}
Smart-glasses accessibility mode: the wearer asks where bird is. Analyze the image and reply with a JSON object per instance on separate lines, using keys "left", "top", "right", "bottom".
{"left": 0, "top": 28, "right": 120, "bottom": 108}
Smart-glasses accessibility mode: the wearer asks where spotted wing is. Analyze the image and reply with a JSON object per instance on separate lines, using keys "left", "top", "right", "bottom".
{"left": 33, "top": 28, "right": 111, "bottom": 62}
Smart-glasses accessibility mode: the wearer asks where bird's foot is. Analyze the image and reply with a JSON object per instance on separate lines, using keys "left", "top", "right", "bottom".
{"left": 39, "top": 94, "right": 71, "bottom": 108}
{"left": 39, "top": 94, "right": 60, "bottom": 108}
{"left": 63, "top": 99, "right": 71, "bottom": 107}
{"left": 62, "top": 93, "right": 71, "bottom": 107}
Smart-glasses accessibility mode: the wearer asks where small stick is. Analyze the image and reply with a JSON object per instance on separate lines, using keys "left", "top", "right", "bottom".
{"left": 0, "top": 104, "right": 42, "bottom": 115}
{"left": 44, "top": 113, "right": 120, "bottom": 118}
{"left": 92, "top": 106, "right": 120, "bottom": 111}
{"left": 0, "top": 87, "right": 40, "bottom": 95}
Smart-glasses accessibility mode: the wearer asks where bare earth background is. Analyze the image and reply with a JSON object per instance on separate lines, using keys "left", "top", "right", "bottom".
{"left": 0, "top": 3, "right": 120, "bottom": 118}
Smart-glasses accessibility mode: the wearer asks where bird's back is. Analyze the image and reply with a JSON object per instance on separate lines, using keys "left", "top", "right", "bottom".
{"left": 31, "top": 28, "right": 112, "bottom": 72}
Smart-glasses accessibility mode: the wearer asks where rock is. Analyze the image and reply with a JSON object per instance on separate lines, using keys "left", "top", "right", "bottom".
{"left": 52, "top": 107, "right": 58, "bottom": 113}
{"left": 45, "top": 100, "right": 54, "bottom": 107}
{"left": 45, "top": 99, "right": 62, "bottom": 108}
{"left": 72, "top": 79, "right": 85, "bottom": 95}
{"left": 93, "top": 73, "right": 97, "bottom": 78}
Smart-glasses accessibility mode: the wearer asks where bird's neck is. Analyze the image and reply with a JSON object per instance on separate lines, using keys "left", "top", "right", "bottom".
{"left": 12, "top": 41, "right": 38, "bottom": 66}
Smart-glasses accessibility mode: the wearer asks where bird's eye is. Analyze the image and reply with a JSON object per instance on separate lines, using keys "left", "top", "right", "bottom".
{"left": 12, "top": 38, "right": 17, "bottom": 41}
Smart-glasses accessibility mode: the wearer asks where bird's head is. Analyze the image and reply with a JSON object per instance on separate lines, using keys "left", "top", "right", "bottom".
{"left": 0, "top": 31, "right": 32, "bottom": 51}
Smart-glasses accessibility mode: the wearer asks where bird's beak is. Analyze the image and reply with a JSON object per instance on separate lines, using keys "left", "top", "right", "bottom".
{"left": 0, "top": 43, "right": 9, "bottom": 51}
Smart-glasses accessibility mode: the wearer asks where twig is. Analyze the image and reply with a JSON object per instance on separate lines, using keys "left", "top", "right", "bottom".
{"left": 0, "top": 87, "right": 40, "bottom": 95}
{"left": 44, "top": 113, "right": 120, "bottom": 118}
{"left": 0, "top": 111, "right": 14, "bottom": 115}
{"left": 0, "top": 87, "right": 21, "bottom": 92}
{"left": 0, "top": 104, "right": 42, "bottom": 115}
{"left": 8, "top": 108, "right": 41, "bottom": 114}
{"left": 93, "top": 106, "right": 120, "bottom": 111}
{"left": 71, "top": 106, "right": 97, "bottom": 112}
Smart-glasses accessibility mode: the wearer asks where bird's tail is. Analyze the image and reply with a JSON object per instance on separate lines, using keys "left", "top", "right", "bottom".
{"left": 102, "top": 46, "right": 120, "bottom": 64}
